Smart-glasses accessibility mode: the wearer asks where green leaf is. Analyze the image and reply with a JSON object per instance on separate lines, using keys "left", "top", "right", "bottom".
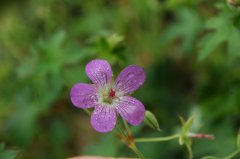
{"left": 237, "top": 129, "right": 240, "bottom": 149}
{"left": 0, "top": 143, "right": 5, "bottom": 151}
{"left": 34, "top": 30, "right": 66, "bottom": 64}
{"left": 160, "top": 8, "right": 203, "bottom": 53}
{"left": 7, "top": 105, "right": 40, "bottom": 146}
{"left": 228, "top": 27, "right": 240, "bottom": 60}
{"left": 144, "top": 110, "right": 161, "bottom": 131}
{"left": 198, "top": 31, "right": 227, "bottom": 61}
{"left": 63, "top": 44, "right": 95, "bottom": 65}
{"left": 0, "top": 149, "right": 19, "bottom": 159}
{"left": 50, "top": 30, "right": 66, "bottom": 49}
{"left": 198, "top": 10, "right": 233, "bottom": 60}
{"left": 0, "top": 143, "right": 19, "bottom": 159}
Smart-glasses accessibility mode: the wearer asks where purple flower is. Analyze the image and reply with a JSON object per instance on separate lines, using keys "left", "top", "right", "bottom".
{"left": 70, "top": 59, "right": 146, "bottom": 133}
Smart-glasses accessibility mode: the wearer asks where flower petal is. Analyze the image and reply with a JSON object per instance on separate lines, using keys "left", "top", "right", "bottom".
{"left": 115, "top": 96, "right": 145, "bottom": 125}
{"left": 70, "top": 83, "right": 98, "bottom": 108}
{"left": 85, "top": 59, "right": 113, "bottom": 87}
{"left": 114, "top": 65, "right": 145, "bottom": 95}
{"left": 91, "top": 105, "right": 117, "bottom": 133}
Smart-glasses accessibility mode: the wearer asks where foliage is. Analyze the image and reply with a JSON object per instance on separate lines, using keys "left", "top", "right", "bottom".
{"left": 0, "top": 143, "right": 18, "bottom": 159}
{"left": 0, "top": 0, "right": 240, "bottom": 158}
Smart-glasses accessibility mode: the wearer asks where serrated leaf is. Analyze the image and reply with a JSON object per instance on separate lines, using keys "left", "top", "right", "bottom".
{"left": 35, "top": 30, "right": 66, "bottom": 59}
{"left": 205, "top": 15, "right": 225, "bottom": 29}
{"left": 198, "top": 10, "right": 232, "bottom": 60}
{"left": 198, "top": 31, "right": 227, "bottom": 61}
{"left": 160, "top": 8, "right": 202, "bottom": 53}
{"left": 144, "top": 110, "right": 161, "bottom": 131}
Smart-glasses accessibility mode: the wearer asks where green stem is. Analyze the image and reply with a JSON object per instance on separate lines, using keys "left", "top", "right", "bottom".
{"left": 130, "top": 144, "right": 145, "bottom": 159}
{"left": 119, "top": 118, "right": 145, "bottom": 159}
{"left": 116, "top": 121, "right": 128, "bottom": 139}
{"left": 223, "top": 149, "right": 240, "bottom": 159}
{"left": 82, "top": 109, "right": 145, "bottom": 158}
{"left": 83, "top": 109, "right": 91, "bottom": 115}
{"left": 186, "top": 143, "right": 193, "bottom": 159}
{"left": 122, "top": 118, "right": 131, "bottom": 135}
{"left": 135, "top": 134, "right": 180, "bottom": 143}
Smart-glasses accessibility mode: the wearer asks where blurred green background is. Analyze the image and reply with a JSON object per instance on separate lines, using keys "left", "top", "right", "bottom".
{"left": 0, "top": 0, "right": 240, "bottom": 158}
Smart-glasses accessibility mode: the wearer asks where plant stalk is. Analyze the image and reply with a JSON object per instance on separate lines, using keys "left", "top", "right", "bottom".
{"left": 135, "top": 134, "right": 180, "bottom": 143}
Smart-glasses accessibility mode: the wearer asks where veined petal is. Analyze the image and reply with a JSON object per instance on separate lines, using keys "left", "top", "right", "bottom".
{"left": 85, "top": 59, "right": 113, "bottom": 87}
{"left": 115, "top": 96, "right": 145, "bottom": 125}
{"left": 70, "top": 83, "right": 98, "bottom": 108}
{"left": 91, "top": 104, "right": 117, "bottom": 133}
{"left": 114, "top": 65, "right": 145, "bottom": 95}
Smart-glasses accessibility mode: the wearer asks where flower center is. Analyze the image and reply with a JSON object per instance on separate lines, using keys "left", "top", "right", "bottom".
{"left": 109, "top": 89, "right": 116, "bottom": 98}
{"left": 101, "top": 88, "right": 117, "bottom": 105}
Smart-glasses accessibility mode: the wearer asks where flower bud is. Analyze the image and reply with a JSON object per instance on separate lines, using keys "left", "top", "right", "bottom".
{"left": 144, "top": 110, "right": 161, "bottom": 131}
